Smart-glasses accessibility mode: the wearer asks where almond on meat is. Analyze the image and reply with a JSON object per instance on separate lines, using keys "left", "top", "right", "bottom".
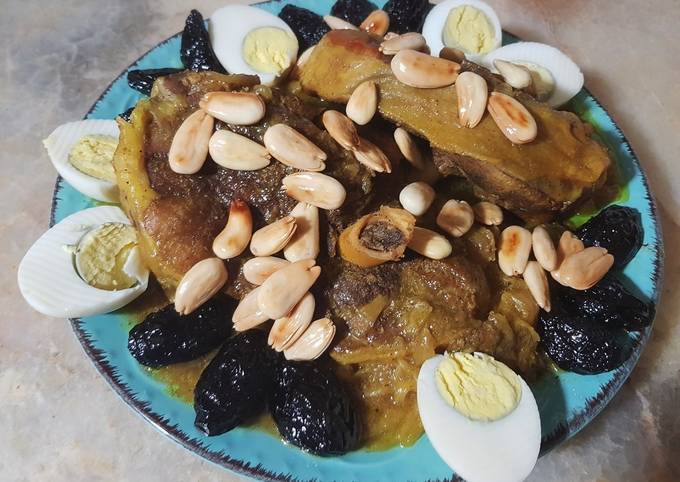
{"left": 322, "top": 110, "right": 359, "bottom": 151}
{"left": 439, "top": 46, "right": 466, "bottom": 63}
{"left": 168, "top": 110, "right": 214, "bottom": 174}
{"left": 498, "top": 225, "right": 532, "bottom": 276}
{"left": 284, "top": 202, "right": 320, "bottom": 262}
{"left": 523, "top": 261, "right": 551, "bottom": 312}
{"left": 346, "top": 80, "right": 378, "bottom": 126}
{"left": 199, "top": 91, "right": 265, "bottom": 125}
{"left": 391, "top": 49, "right": 460, "bottom": 89}
{"left": 436, "top": 200, "right": 474, "bottom": 237}
{"left": 360, "top": 10, "right": 390, "bottom": 36}
{"left": 473, "top": 201, "right": 503, "bottom": 226}
{"left": 552, "top": 246, "right": 614, "bottom": 290}
{"left": 487, "top": 92, "right": 537, "bottom": 144}
{"left": 257, "top": 259, "right": 321, "bottom": 319}
{"left": 456, "top": 71, "right": 488, "bottom": 129}
{"left": 269, "top": 292, "right": 315, "bottom": 351}
{"left": 494, "top": 59, "right": 533, "bottom": 89}
{"left": 232, "top": 286, "right": 269, "bottom": 331}
{"left": 174, "top": 258, "right": 228, "bottom": 315}
{"left": 250, "top": 216, "right": 297, "bottom": 257}
{"left": 242, "top": 256, "right": 290, "bottom": 285}
{"left": 380, "top": 32, "right": 427, "bottom": 55}
{"left": 399, "top": 182, "right": 435, "bottom": 216}
{"left": 282, "top": 172, "right": 347, "bottom": 210}
{"left": 323, "top": 15, "right": 358, "bottom": 30}
{"left": 263, "top": 124, "right": 326, "bottom": 171}
{"left": 532, "top": 226, "right": 558, "bottom": 271}
{"left": 408, "top": 227, "right": 453, "bottom": 260}
{"left": 393, "top": 127, "right": 425, "bottom": 169}
{"left": 283, "top": 318, "right": 336, "bottom": 361}
{"left": 352, "top": 137, "right": 392, "bottom": 173}
{"left": 208, "top": 129, "right": 271, "bottom": 171}
{"left": 212, "top": 199, "right": 252, "bottom": 259}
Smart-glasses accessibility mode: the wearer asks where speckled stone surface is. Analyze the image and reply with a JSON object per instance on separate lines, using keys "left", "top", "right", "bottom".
{"left": 1, "top": 0, "right": 679, "bottom": 480}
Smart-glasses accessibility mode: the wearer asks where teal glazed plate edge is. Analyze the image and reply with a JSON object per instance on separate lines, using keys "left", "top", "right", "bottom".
{"left": 49, "top": 1, "right": 664, "bottom": 480}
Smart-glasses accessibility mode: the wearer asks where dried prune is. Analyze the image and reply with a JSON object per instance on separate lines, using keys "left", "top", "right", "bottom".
{"left": 194, "top": 330, "right": 276, "bottom": 436}
{"left": 554, "top": 276, "right": 652, "bottom": 331}
{"left": 279, "top": 5, "right": 330, "bottom": 52}
{"left": 383, "top": 0, "right": 432, "bottom": 34}
{"left": 538, "top": 311, "right": 631, "bottom": 374}
{"left": 576, "top": 205, "right": 643, "bottom": 268}
{"left": 118, "top": 107, "right": 134, "bottom": 122}
{"left": 180, "top": 9, "right": 225, "bottom": 73}
{"left": 330, "top": 0, "right": 377, "bottom": 26}
{"left": 127, "top": 68, "right": 184, "bottom": 96}
{"left": 270, "top": 360, "right": 360, "bottom": 455}
{"left": 128, "top": 298, "right": 233, "bottom": 368}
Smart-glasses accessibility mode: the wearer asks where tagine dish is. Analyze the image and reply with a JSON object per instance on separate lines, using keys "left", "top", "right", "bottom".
{"left": 18, "top": 1, "right": 662, "bottom": 481}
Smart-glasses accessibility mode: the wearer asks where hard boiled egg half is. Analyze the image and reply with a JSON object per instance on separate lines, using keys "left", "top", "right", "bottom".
{"left": 422, "top": 0, "right": 502, "bottom": 62}
{"left": 418, "top": 353, "right": 541, "bottom": 482}
{"left": 483, "top": 42, "right": 584, "bottom": 107}
{"left": 18, "top": 206, "right": 149, "bottom": 318}
{"left": 210, "top": 5, "right": 299, "bottom": 86}
{"left": 43, "top": 119, "right": 120, "bottom": 203}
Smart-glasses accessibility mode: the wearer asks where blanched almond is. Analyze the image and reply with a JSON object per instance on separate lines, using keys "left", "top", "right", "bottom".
{"left": 408, "top": 227, "right": 452, "bottom": 260}
{"left": 324, "top": 15, "right": 358, "bottom": 30}
{"left": 322, "top": 110, "right": 359, "bottom": 151}
{"left": 199, "top": 91, "right": 265, "bottom": 125}
{"left": 257, "top": 259, "right": 321, "bottom": 319}
{"left": 394, "top": 127, "right": 425, "bottom": 169}
{"left": 284, "top": 202, "right": 320, "bottom": 262}
{"left": 213, "top": 199, "right": 252, "bottom": 259}
{"left": 269, "top": 292, "right": 315, "bottom": 351}
{"left": 296, "top": 46, "right": 315, "bottom": 71}
{"left": 263, "top": 124, "right": 326, "bottom": 171}
{"left": 174, "top": 258, "right": 228, "bottom": 315}
{"left": 439, "top": 47, "right": 466, "bottom": 63}
{"left": 360, "top": 10, "right": 390, "bottom": 36}
{"left": 552, "top": 246, "right": 614, "bottom": 290}
{"left": 523, "top": 261, "right": 551, "bottom": 312}
{"left": 494, "top": 59, "right": 533, "bottom": 89}
{"left": 346, "top": 80, "right": 378, "bottom": 126}
{"left": 556, "top": 230, "right": 585, "bottom": 267}
{"left": 352, "top": 137, "right": 392, "bottom": 173}
{"left": 498, "top": 225, "right": 532, "bottom": 276}
{"left": 532, "top": 226, "right": 558, "bottom": 271}
{"left": 487, "top": 92, "right": 537, "bottom": 144}
{"left": 242, "top": 256, "right": 290, "bottom": 285}
{"left": 436, "top": 200, "right": 474, "bottom": 237}
{"left": 168, "top": 110, "right": 214, "bottom": 174}
{"left": 473, "top": 201, "right": 503, "bottom": 226}
{"left": 282, "top": 172, "right": 347, "bottom": 210}
{"left": 391, "top": 49, "right": 460, "bottom": 88}
{"left": 232, "top": 286, "right": 269, "bottom": 331}
{"left": 456, "top": 71, "right": 488, "bottom": 128}
{"left": 380, "top": 32, "right": 427, "bottom": 55}
{"left": 250, "top": 216, "right": 297, "bottom": 256}
{"left": 283, "top": 318, "right": 336, "bottom": 361}
{"left": 399, "top": 181, "right": 435, "bottom": 216}
{"left": 208, "top": 130, "right": 271, "bottom": 171}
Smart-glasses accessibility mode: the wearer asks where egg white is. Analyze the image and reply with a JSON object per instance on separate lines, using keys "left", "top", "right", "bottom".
{"left": 417, "top": 355, "right": 541, "bottom": 482}
{"left": 482, "top": 42, "right": 584, "bottom": 107}
{"left": 422, "top": 0, "right": 502, "bottom": 62}
{"left": 18, "top": 206, "right": 149, "bottom": 318}
{"left": 209, "top": 5, "right": 298, "bottom": 86}
{"left": 43, "top": 119, "right": 120, "bottom": 203}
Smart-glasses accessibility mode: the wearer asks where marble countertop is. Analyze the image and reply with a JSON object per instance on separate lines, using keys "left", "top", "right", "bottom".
{"left": 2, "top": 0, "right": 679, "bottom": 480}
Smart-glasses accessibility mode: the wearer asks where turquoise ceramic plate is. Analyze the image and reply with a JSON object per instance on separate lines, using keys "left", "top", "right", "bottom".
{"left": 50, "top": 1, "right": 663, "bottom": 480}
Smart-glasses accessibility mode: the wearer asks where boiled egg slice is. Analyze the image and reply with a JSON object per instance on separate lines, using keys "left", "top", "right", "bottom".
{"left": 43, "top": 119, "right": 120, "bottom": 203}
{"left": 417, "top": 353, "right": 541, "bottom": 482}
{"left": 210, "top": 5, "right": 299, "bottom": 86}
{"left": 18, "top": 206, "right": 149, "bottom": 318}
{"left": 422, "top": 0, "right": 502, "bottom": 62}
{"left": 482, "top": 42, "right": 584, "bottom": 107}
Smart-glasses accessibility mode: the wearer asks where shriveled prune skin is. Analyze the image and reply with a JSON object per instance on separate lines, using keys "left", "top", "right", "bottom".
{"left": 554, "top": 276, "right": 652, "bottom": 331}
{"left": 330, "top": 0, "right": 378, "bottom": 26}
{"left": 538, "top": 311, "right": 631, "bottom": 374}
{"left": 128, "top": 298, "right": 234, "bottom": 368}
{"left": 576, "top": 205, "right": 643, "bottom": 268}
{"left": 180, "top": 10, "right": 226, "bottom": 73}
{"left": 270, "top": 361, "right": 360, "bottom": 456}
{"left": 279, "top": 5, "right": 330, "bottom": 52}
{"left": 118, "top": 106, "right": 134, "bottom": 122}
{"left": 383, "top": 0, "right": 432, "bottom": 34}
{"left": 194, "top": 330, "right": 276, "bottom": 436}
{"left": 127, "top": 68, "right": 184, "bottom": 96}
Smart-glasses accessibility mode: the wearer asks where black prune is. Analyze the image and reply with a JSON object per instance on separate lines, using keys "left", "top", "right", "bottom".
{"left": 194, "top": 330, "right": 276, "bottom": 436}
{"left": 330, "top": 0, "right": 377, "bottom": 26}
{"left": 127, "top": 68, "right": 184, "bottom": 96}
{"left": 575, "top": 205, "right": 643, "bottom": 269}
{"left": 118, "top": 107, "right": 134, "bottom": 122}
{"left": 538, "top": 311, "right": 631, "bottom": 374}
{"left": 383, "top": 0, "right": 432, "bottom": 34}
{"left": 180, "top": 9, "right": 226, "bottom": 73}
{"left": 128, "top": 298, "right": 233, "bottom": 368}
{"left": 279, "top": 5, "right": 331, "bottom": 52}
{"left": 270, "top": 360, "right": 360, "bottom": 456}
{"left": 554, "top": 276, "right": 652, "bottom": 331}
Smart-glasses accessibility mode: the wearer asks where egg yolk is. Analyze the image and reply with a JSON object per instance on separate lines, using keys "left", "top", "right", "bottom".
{"left": 435, "top": 352, "right": 521, "bottom": 421}
{"left": 242, "top": 27, "right": 297, "bottom": 75}
{"left": 68, "top": 134, "right": 118, "bottom": 182}
{"left": 75, "top": 223, "right": 138, "bottom": 290}
{"left": 442, "top": 5, "right": 495, "bottom": 55}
